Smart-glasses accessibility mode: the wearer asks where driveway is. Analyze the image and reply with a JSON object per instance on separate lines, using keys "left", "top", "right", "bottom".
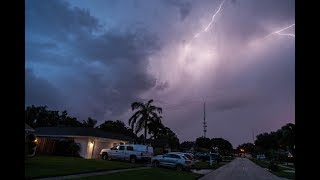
{"left": 199, "top": 158, "right": 284, "bottom": 180}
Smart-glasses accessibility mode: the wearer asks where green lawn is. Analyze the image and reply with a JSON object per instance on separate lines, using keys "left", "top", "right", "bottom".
{"left": 250, "top": 158, "right": 295, "bottom": 180}
{"left": 25, "top": 156, "right": 143, "bottom": 179}
{"left": 77, "top": 168, "right": 203, "bottom": 180}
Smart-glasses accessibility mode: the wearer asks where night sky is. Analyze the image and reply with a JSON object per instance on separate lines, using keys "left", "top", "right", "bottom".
{"left": 26, "top": 0, "right": 295, "bottom": 147}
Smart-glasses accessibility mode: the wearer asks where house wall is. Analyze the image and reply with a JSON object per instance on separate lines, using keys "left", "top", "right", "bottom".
{"left": 74, "top": 137, "right": 89, "bottom": 158}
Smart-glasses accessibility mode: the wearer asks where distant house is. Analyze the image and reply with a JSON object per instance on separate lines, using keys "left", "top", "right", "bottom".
{"left": 35, "top": 127, "right": 134, "bottom": 159}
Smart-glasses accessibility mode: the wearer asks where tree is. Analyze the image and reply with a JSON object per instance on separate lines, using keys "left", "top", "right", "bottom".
{"left": 82, "top": 117, "right": 97, "bottom": 127}
{"left": 237, "top": 143, "right": 256, "bottom": 155}
{"left": 147, "top": 115, "right": 165, "bottom": 139}
{"left": 196, "top": 136, "right": 211, "bottom": 149}
{"left": 97, "top": 120, "right": 137, "bottom": 139}
{"left": 180, "top": 141, "right": 196, "bottom": 151}
{"left": 128, "top": 99, "right": 162, "bottom": 144}
{"left": 25, "top": 106, "right": 83, "bottom": 127}
{"left": 211, "top": 138, "right": 233, "bottom": 155}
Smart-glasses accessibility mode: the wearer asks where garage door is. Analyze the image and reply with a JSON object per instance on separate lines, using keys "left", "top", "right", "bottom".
{"left": 92, "top": 141, "right": 112, "bottom": 159}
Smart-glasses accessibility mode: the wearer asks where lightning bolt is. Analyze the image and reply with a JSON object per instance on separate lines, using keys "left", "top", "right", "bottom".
{"left": 264, "top": 24, "right": 295, "bottom": 39}
{"left": 186, "top": 0, "right": 226, "bottom": 48}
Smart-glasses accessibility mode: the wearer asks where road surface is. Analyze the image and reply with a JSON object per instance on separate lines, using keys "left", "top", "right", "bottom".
{"left": 199, "top": 158, "right": 285, "bottom": 180}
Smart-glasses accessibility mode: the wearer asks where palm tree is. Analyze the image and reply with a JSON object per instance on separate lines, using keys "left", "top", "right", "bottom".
{"left": 128, "top": 99, "right": 162, "bottom": 144}
{"left": 148, "top": 115, "right": 164, "bottom": 139}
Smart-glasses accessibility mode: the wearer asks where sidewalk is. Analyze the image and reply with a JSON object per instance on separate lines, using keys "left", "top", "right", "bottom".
{"left": 35, "top": 167, "right": 151, "bottom": 180}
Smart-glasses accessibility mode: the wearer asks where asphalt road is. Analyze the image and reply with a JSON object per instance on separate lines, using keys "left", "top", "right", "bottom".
{"left": 199, "top": 158, "right": 285, "bottom": 180}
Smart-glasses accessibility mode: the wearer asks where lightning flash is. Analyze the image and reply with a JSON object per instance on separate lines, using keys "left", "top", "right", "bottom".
{"left": 264, "top": 24, "right": 295, "bottom": 39}
{"left": 186, "top": 0, "right": 226, "bottom": 48}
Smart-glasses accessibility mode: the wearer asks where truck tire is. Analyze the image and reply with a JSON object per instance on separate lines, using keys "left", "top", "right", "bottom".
{"left": 130, "top": 155, "right": 137, "bottom": 163}
{"left": 152, "top": 160, "right": 159, "bottom": 167}
{"left": 102, "top": 153, "right": 108, "bottom": 160}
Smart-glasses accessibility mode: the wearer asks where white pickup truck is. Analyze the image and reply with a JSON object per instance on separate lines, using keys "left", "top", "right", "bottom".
{"left": 100, "top": 144, "right": 154, "bottom": 163}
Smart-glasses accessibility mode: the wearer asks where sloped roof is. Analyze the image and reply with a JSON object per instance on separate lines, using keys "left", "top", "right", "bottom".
{"left": 25, "top": 123, "right": 35, "bottom": 132}
{"left": 35, "top": 127, "right": 134, "bottom": 141}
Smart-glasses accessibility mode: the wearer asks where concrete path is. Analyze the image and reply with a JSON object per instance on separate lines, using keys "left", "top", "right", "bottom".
{"left": 35, "top": 167, "right": 151, "bottom": 180}
{"left": 191, "top": 169, "right": 213, "bottom": 175}
{"left": 199, "top": 158, "right": 284, "bottom": 180}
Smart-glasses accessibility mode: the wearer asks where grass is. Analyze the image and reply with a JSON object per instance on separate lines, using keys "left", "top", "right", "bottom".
{"left": 250, "top": 158, "right": 295, "bottom": 180}
{"left": 76, "top": 168, "right": 203, "bottom": 180}
{"left": 25, "top": 156, "right": 143, "bottom": 179}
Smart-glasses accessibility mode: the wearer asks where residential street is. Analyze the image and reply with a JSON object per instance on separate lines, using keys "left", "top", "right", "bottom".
{"left": 199, "top": 158, "right": 284, "bottom": 180}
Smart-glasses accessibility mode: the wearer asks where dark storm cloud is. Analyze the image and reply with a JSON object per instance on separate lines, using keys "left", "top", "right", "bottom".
{"left": 26, "top": 0, "right": 159, "bottom": 121}
{"left": 26, "top": 0, "right": 101, "bottom": 39}
{"left": 25, "top": 69, "right": 64, "bottom": 110}
{"left": 26, "top": 0, "right": 294, "bottom": 147}
{"left": 163, "top": 0, "right": 193, "bottom": 21}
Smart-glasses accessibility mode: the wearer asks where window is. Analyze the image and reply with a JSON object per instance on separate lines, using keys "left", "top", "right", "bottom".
{"left": 171, "top": 154, "right": 180, "bottom": 159}
{"left": 119, "top": 146, "right": 125, "bottom": 150}
{"left": 181, "top": 155, "right": 188, "bottom": 160}
{"left": 126, "top": 146, "right": 134, "bottom": 151}
{"left": 167, "top": 154, "right": 180, "bottom": 159}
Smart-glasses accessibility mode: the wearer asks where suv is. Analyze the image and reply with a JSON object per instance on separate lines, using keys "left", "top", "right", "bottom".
{"left": 151, "top": 152, "right": 193, "bottom": 171}
{"left": 170, "top": 152, "right": 196, "bottom": 166}
{"left": 100, "top": 144, "right": 154, "bottom": 163}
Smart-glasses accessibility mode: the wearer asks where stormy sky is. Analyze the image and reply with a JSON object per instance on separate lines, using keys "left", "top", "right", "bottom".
{"left": 25, "top": 0, "right": 295, "bottom": 147}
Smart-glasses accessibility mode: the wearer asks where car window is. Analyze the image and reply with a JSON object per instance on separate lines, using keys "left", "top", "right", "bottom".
{"left": 126, "top": 146, "right": 134, "bottom": 151}
{"left": 163, "top": 154, "right": 170, "bottom": 158}
{"left": 119, "top": 146, "right": 125, "bottom": 150}
{"left": 181, "top": 155, "right": 188, "bottom": 160}
{"left": 111, "top": 146, "right": 118, "bottom": 150}
{"left": 170, "top": 154, "right": 181, "bottom": 159}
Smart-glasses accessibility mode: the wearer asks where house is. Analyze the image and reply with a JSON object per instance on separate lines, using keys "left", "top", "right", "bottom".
{"left": 25, "top": 123, "right": 35, "bottom": 137}
{"left": 25, "top": 123, "right": 37, "bottom": 157}
{"left": 35, "top": 127, "right": 134, "bottom": 159}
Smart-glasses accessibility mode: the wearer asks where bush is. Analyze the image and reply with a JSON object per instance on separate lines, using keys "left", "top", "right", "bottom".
{"left": 54, "top": 140, "right": 80, "bottom": 157}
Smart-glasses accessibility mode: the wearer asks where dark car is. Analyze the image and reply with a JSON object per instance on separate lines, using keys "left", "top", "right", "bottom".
{"left": 210, "top": 153, "right": 222, "bottom": 163}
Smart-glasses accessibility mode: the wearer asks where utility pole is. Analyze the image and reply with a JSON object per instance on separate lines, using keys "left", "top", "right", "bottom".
{"left": 203, "top": 102, "right": 207, "bottom": 138}
{"left": 252, "top": 128, "right": 255, "bottom": 144}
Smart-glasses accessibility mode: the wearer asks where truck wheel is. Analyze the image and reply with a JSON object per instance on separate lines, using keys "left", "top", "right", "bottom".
{"left": 130, "top": 156, "right": 137, "bottom": 163}
{"left": 102, "top": 153, "right": 108, "bottom": 160}
{"left": 152, "top": 161, "right": 159, "bottom": 167}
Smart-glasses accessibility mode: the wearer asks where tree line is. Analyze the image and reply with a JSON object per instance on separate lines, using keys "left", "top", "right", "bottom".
{"left": 25, "top": 99, "right": 179, "bottom": 150}
{"left": 237, "top": 123, "right": 295, "bottom": 162}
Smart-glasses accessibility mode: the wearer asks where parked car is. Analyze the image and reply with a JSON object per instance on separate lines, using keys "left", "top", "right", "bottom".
{"left": 195, "top": 152, "right": 209, "bottom": 161}
{"left": 210, "top": 153, "right": 223, "bottom": 163}
{"left": 194, "top": 152, "right": 222, "bottom": 162}
{"left": 170, "top": 152, "right": 196, "bottom": 166}
{"left": 256, "top": 154, "right": 266, "bottom": 160}
{"left": 151, "top": 152, "right": 193, "bottom": 171}
{"left": 100, "top": 144, "right": 154, "bottom": 163}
